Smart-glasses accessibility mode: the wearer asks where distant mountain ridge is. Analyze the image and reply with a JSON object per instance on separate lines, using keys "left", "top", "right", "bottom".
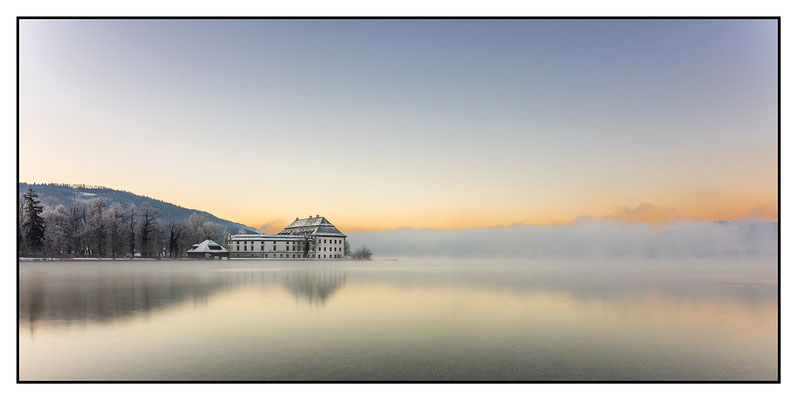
{"left": 18, "top": 183, "right": 258, "bottom": 234}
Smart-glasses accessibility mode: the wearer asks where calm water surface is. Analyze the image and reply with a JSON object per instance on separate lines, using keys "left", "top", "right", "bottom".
{"left": 18, "top": 258, "right": 777, "bottom": 381}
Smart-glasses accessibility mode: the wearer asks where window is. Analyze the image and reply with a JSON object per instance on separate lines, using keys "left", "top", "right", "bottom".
{"left": 261, "top": 245, "right": 264, "bottom": 250}
{"left": 273, "top": 246, "right": 276, "bottom": 250}
{"left": 236, "top": 246, "right": 239, "bottom": 251}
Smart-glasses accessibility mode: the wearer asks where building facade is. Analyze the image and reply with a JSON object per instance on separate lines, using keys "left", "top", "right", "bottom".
{"left": 224, "top": 215, "right": 346, "bottom": 259}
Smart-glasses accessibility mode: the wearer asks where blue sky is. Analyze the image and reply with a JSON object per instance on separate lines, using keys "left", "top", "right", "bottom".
{"left": 19, "top": 19, "right": 778, "bottom": 231}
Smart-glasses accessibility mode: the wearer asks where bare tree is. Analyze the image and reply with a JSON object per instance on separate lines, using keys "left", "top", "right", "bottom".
{"left": 185, "top": 212, "right": 222, "bottom": 248}
{"left": 200, "top": 221, "right": 221, "bottom": 242}
{"left": 351, "top": 246, "right": 373, "bottom": 260}
{"left": 42, "top": 204, "right": 70, "bottom": 257}
{"left": 166, "top": 219, "right": 186, "bottom": 258}
{"left": 68, "top": 202, "right": 86, "bottom": 255}
{"left": 138, "top": 202, "right": 161, "bottom": 258}
{"left": 125, "top": 204, "right": 137, "bottom": 257}
{"left": 84, "top": 197, "right": 106, "bottom": 257}
{"left": 104, "top": 202, "right": 126, "bottom": 259}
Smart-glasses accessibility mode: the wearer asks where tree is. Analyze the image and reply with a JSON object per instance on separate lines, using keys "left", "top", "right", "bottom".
{"left": 104, "top": 202, "right": 126, "bottom": 259}
{"left": 125, "top": 204, "right": 137, "bottom": 257}
{"left": 138, "top": 202, "right": 161, "bottom": 258}
{"left": 200, "top": 221, "right": 221, "bottom": 243}
{"left": 351, "top": 246, "right": 373, "bottom": 260}
{"left": 42, "top": 204, "right": 70, "bottom": 257}
{"left": 18, "top": 194, "right": 26, "bottom": 254}
{"left": 22, "top": 188, "right": 45, "bottom": 255}
{"left": 68, "top": 202, "right": 87, "bottom": 255}
{"left": 302, "top": 234, "right": 311, "bottom": 258}
{"left": 187, "top": 212, "right": 207, "bottom": 245}
{"left": 344, "top": 240, "right": 351, "bottom": 256}
{"left": 84, "top": 197, "right": 106, "bottom": 256}
{"left": 186, "top": 212, "right": 223, "bottom": 248}
{"left": 166, "top": 219, "right": 186, "bottom": 258}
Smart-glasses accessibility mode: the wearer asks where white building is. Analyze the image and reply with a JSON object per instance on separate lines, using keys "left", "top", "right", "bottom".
{"left": 224, "top": 215, "right": 347, "bottom": 259}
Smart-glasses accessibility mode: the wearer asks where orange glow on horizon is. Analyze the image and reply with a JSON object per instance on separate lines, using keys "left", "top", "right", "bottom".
{"left": 240, "top": 202, "right": 778, "bottom": 233}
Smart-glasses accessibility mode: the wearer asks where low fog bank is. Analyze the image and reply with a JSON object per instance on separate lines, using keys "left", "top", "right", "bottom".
{"left": 346, "top": 220, "right": 777, "bottom": 259}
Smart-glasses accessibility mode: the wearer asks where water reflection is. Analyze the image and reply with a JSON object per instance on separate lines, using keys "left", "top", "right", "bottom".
{"left": 19, "top": 263, "right": 348, "bottom": 333}
{"left": 18, "top": 259, "right": 777, "bottom": 381}
{"left": 281, "top": 269, "right": 346, "bottom": 306}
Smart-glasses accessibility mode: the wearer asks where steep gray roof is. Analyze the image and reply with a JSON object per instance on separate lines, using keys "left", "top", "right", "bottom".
{"left": 187, "top": 239, "right": 228, "bottom": 253}
{"left": 229, "top": 234, "right": 306, "bottom": 241}
{"left": 278, "top": 216, "right": 346, "bottom": 237}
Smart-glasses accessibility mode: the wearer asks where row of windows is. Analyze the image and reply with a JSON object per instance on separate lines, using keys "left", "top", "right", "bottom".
{"left": 233, "top": 239, "right": 344, "bottom": 245}
{"left": 233, "top": 253, "right": 343, "bottom": 259}
{"left": 235, "top": 240, "right": 301, "bottom": 245}
{"left": 236, "top": 245, "right": 312, "bottom": 252}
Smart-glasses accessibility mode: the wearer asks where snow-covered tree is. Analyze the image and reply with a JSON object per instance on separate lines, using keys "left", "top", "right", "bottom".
{"left": 83, "top": 197, "right": 106, "bottom": 256}
{"left": 185, "top": 212, "right": 222, "bottom": 247}
{"left": 42, "top": 204, "right": 70, "bottom": 257}
{"left": 68, "top": 202, "right": 87, "bottom": 255}
{"left": 104, "top": 202, "right": 126, "bottom": 259}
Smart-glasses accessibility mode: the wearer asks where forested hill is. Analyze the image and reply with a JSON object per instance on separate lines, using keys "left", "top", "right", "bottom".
{"left": 19, "top": 183, "right": 258, "bottom": 234}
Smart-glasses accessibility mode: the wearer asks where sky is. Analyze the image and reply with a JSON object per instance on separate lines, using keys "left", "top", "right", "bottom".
{"left": 18, "top": 19, "right": 778, "bottom": 232}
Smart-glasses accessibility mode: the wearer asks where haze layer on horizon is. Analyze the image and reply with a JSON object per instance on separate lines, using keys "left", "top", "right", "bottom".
{"left": 19, "top": 19, "right": 778, "bottom": 233}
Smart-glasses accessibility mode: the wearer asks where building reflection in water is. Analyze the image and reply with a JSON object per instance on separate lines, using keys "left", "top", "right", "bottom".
{"left": 19, "top": 264, "right": 347, "bottom": 333}
{"left": 280, "top": 269, "right": 346, "bottom": 306}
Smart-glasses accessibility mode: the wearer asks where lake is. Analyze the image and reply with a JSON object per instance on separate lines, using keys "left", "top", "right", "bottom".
{"left": 18, "top": 258, "right": 778, "bottom": 381}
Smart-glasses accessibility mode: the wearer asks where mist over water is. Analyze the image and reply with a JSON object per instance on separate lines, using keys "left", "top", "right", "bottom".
{"left": 19, "top": 255, "right": 777, "bottom": 381}
{"left": 347, "top": 220, "right": 778, "bottom": 258}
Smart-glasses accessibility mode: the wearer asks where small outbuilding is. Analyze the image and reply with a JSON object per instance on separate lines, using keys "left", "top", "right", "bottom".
{"left": 186, "top": 240, "right": 229, "bottom": 259}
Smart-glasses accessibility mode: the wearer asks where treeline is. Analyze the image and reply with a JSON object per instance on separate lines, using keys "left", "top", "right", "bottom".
{"left": 351, "top": 246, "right": 373, "bottom": 260}
{"left": 18, "top": 188, "right": 226, "bottom": 259}
{"left": 21, "top": 182, "right": 189, "bottom": 215}
{"left": 29, "top": 182, "right": 112, "bottom": 190}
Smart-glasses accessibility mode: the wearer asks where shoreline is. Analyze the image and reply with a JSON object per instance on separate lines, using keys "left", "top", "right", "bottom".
{"left": 18, "top": 257, "right": 357, "bottom": 262}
